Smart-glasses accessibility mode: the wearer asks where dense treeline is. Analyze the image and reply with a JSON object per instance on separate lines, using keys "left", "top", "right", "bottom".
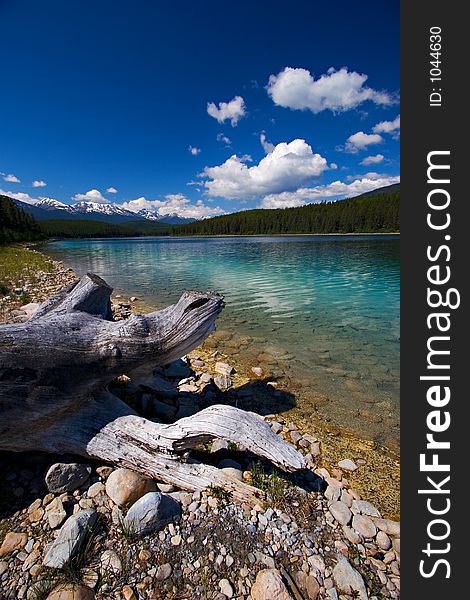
{"left": 39, "top": 219, "right": 169, "bottom": 238}
{"left": 1, "top": 187, "right": 399, "bottom": 241}
{"left": 172, "top": 191, "right": 400, "bottom": 236}
{"left": 0, "top": 196, "right": 44, "bottom": 244}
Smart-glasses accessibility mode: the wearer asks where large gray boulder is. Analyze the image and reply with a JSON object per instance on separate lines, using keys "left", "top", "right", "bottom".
{"left": 123, "top": 492, "right": 181, "bottom": 536}
{"left": 43, "top": 510, "right": 97, "bottom": 569}
{"left": 45, "top": 463, "right": 91, "bottom": 493}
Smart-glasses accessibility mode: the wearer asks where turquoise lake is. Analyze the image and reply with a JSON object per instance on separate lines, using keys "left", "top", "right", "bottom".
{"left": 44, "top": 235, "right": 400, "bottom": 448}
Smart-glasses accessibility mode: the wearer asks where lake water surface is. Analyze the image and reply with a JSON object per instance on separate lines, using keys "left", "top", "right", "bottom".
{"left": 44, "top": 235, "right": 400, "bottom": 449}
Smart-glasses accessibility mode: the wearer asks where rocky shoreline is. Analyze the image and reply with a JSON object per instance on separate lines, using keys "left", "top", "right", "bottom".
{"left": 0, "top": 247, "right": 400, "bottom": 599}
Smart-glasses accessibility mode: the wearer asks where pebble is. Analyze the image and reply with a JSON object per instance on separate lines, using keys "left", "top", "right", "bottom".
{"left": 329, "top": 501, "right": 352, "bottom": 526}
{"left": 214, "top": 374, "right": 232, "bottom": 390}
{"left": 87, "top": 482, "right": 105, "bottom": 498}
{"left": 338, "top": 459, "right": 358, "bottom": 471}
{"left": 121, "top": 585, "right": 137, "bottom": 600}
{"left": 376, "top": 530, "right": 392, "bottom": 550}
{"left": 0, "top": 532, "right": 28, "bottom": 557}
{"left": 156, "top": 562, "right": 172, "bottom": 580}
{"left": 219, "top": 578, "right": 234, "bottom": 598}
{"left": 372, "top": 517, "right": 401, "bottom": 538}
{"left": 46, "top": 497, "right": 67, "bottom": 529}
{"left": 215, "top": 361, "right": 234, "bottom": 375}
{"left": 100, "top": 550, "right": 122, "bottom": 574}
{"left": 251, "top": 568, "right": 292, "bottom": 600}
{"left": 351, "top": 499, "right": 381, "bottom": 517}
{"left": 270, "top": 421, "right": 283, "bottom": 434}
{"left": 305, "top": 574, "right": 320, "bottom": 599}
{"left": 352, "top": 514, "right": 377, "bottom": 538}
{"left": 333, "top": 555, "right": 368, "bottom": 600}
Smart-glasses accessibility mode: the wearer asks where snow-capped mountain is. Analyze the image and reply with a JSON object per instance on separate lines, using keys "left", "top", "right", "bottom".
{"left": 11, "top": 197, "right": 197, "bottom": 224}
{"left": 136, "top": 208, "right": 161, "bottom": 221}
{"left": 68, "top": 201, "right": 137, "bottom": 219}
{"left": 35, "top": 198, "right": 69, "bottom": 211}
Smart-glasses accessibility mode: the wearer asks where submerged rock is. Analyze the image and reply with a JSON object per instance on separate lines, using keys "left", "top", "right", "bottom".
{"left": 215, "top": 362, "right": 234, "bottom": 376}
{"left": 214, "top": 374, "right": 232, "bottom": 390}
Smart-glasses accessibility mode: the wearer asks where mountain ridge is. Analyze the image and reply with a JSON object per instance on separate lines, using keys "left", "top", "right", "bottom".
{"left": 10, "top": 198, "right": 197, "bottom": 225}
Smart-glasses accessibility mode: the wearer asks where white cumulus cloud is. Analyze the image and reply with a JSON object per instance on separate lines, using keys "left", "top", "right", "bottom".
{"left": 360, "top": 154, "right": 385, "bottom": 166}
{"left": 202, "top": 139, "right": 328, "bottom": 200}
{"left": 106, "top": 187, "right": 118, "bottom": 193}
{"left": 0, "top": 188, "right": 41, "bottom": 204}
{"left": 344, "top": 131, "right": 383, "bottom": 153}
{"left": 260, "top": 132, "right": 275, "bottom": 154}
{"left": 121, "top": 193, "right": 225, "bottom": 220}
{"left": 32, "top": 180, "right": 47, "bottom": 188}
{"left": 207, "top": 96, "right": 246, "bottom": 126}
{"left": 267, "top": 67, "right": 394, "bottom": 114}
{"left": 189, "top": 146, "right": 201, "bottom": 156}
{"left": 260, "top": 174, "right": 400, "bottom": 209}
{"left": 373, "top": 115, "right": 400, "bottom": 135}
{"left": 3, "top": 173, "right": 21, "bottom": 183}
{"left": 72, "top": 189, "right": 109, "bottom": 203}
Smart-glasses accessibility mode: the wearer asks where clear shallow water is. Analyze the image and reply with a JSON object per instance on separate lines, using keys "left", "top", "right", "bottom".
{"left": 44, "top": 235, "right": 400, "bottom": 448}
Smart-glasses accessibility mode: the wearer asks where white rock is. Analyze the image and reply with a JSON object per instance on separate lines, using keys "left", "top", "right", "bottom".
{"left": 376, "top": 530, "right": 392, "bottom": 550}
{"left": 251, "top": 568, "right": 292, "bottom": 600}
{"left": 329, "top": 501, "right": 352, "bottom": 526}
{"left": 338, "top": 459, "right": 358, "bottom": 471}
{"left": 87, "top": 482, "right": 105, "bottom": 498}
{"left": 333, "top": 555, "right": 368, "bottom": 600}
{"left": 351, "top": 499, "right": 381, "bottom": 518}
{"left": 372, "top": 518, "right": 400, "bottom": 538}
{"left": 215, "top": 362, "right": 234, "bottom": 376}
{"left": 352, "top": 514, "right": 377, "bottom": 538}
{"left": 219, "top": 578, "right": 234, "bottom": 598}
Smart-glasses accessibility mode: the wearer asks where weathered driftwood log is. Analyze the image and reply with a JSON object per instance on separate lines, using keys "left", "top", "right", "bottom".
{"left": 0, "top": 273, "right": 305, "bottom": 503}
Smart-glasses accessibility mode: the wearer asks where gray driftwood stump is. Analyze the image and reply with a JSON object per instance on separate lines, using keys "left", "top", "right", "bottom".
{"left": 0, "top": 273, "right": 305, "bottom": 504}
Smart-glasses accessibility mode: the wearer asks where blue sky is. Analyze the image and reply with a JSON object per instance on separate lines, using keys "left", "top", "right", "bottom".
{"left": 0, "top": 0, "right": 400, "bottom": 218}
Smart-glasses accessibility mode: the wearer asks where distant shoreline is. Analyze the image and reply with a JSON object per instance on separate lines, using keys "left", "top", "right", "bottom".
{"left": 42, "top": 231, "right": 400, "bottom": 242}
